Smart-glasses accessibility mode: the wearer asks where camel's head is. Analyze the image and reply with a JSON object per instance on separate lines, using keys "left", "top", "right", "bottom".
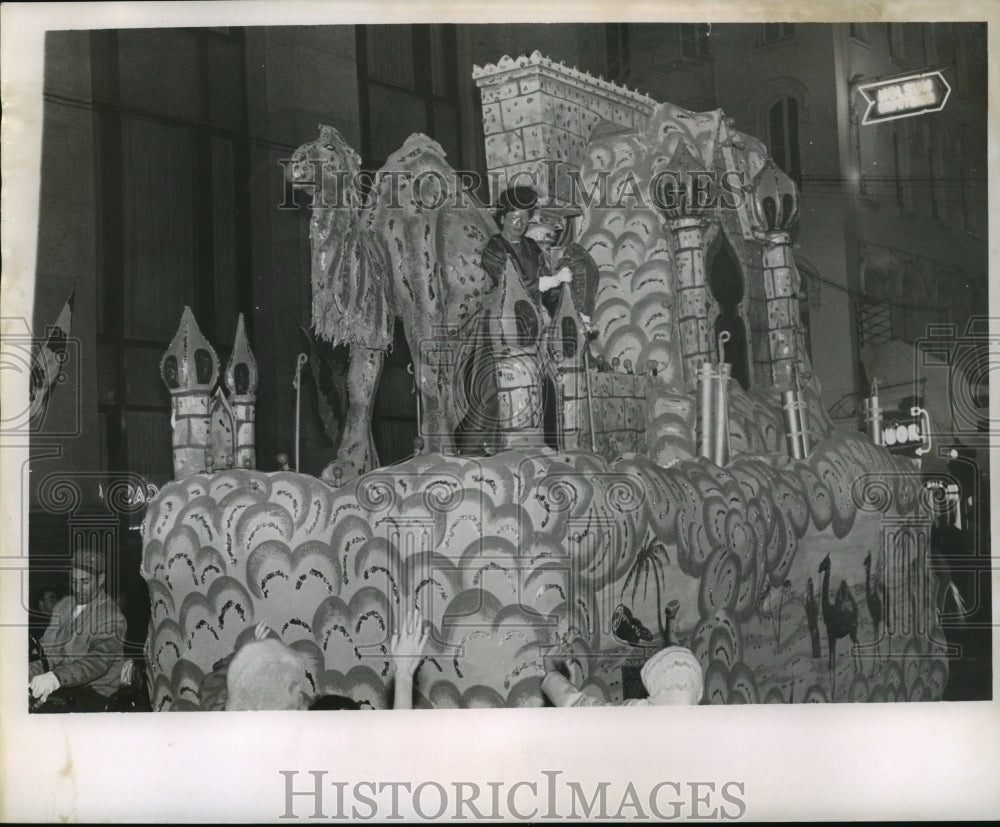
{"left": 863, "top": 553, "right": 872, "bottom": 568}
{"left": 818, "top": 554, "right": 831, "bottom": 573}
{"left": 288, "top": 124, "right": 362, "bottom": 188}
{"left": 806, "top": 577, "right": 814, "bottom": 596}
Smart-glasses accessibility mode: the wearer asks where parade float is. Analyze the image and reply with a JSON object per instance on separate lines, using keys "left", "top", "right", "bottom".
{"left": 141, "top": 53, "right": 950, "bottom": 710}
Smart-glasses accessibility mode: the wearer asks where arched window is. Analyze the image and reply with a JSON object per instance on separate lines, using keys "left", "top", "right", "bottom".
{"left": 767, "top": 97, "right": 801, "bottom": 186}
{"left": 707, "top": 241, "right": 749, "bottom": 390}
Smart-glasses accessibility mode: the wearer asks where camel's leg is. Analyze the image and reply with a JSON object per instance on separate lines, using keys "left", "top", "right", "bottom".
{"left": 323, "top": 345, "right": 385, "bottom": 484}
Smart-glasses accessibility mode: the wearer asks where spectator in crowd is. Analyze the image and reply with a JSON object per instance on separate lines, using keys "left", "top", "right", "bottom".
{"left": 388, "top": 607, "right": 429, "bottom": 711}
{"left": 542, "top": 645, "right": 704, "bottom": 707}
{"left": 29, "top": 547, "right": 126, "bottom": 713}
{"left": 29, "top": 585, "right": 62, "bottom": 642}
{"left": 208, "top": 608, "right": 429, "bottom": 711}
{"left": 225, "top": 636, "right": 312, "bottom": 711}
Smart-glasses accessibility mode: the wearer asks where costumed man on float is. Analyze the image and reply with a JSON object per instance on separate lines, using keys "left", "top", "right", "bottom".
{"left": 456, "top": 185, "right": 598, "bottom": 453}
{"left": 480, "top": 185, "right": 573, "bottom": 317}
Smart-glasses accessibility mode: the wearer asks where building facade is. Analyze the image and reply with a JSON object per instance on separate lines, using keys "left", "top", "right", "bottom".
{"left": 619, "top": 22, "right": 988, "bottom": 432}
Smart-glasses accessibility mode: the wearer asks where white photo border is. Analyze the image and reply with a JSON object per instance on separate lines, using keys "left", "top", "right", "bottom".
{"left": 2, "top": 1, "right": 998, "bottom": 821}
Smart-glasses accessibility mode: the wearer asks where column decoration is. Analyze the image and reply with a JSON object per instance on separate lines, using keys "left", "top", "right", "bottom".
{"left": 655, "top": 142, "right": 717, "bottom": 390}
{"left": 752, "top": 160, "right": 801, "bottom": 391}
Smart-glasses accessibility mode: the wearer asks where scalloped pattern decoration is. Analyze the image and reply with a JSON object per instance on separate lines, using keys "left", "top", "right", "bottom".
{"left": 142, "top": 436, "right": 948, "bottom": 709}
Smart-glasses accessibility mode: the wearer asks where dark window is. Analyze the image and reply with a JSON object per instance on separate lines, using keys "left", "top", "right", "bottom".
{"left": 357, "top": 24, "right": 461, "bottom": 169}
{"left": 956, "top": 132, "right": 978, "bottom": 234}
{"left": 762, "top": 23, "right": 794, "bottom": 43}
{"left": 606, "top": 23, "right": 631, "bottom": 83}
{"left": 892, "top": 127, "right": 904, "bottom": 211}
{"left": 850, "top": 23, "right": 870, "bottom": 43}
{"left": 768, "top": 97, "right": 802, "bottom": 186}
{"left": 891, "top": 119, "right": 913, "bottom": 212}
{"left": 680, "top": 24, "right": 711, "bottom": 60}
{"left": 887, "top": 23, "right": 905, "bottom": 61}
{"left": 92, "top": 29, "right": 252, "bottom": 485}
{"left": 925, "top": 123, "right": 940, "bottom": 220}
{"left": 561, "top": 317, "right": 579, "bottom": 359}
{"left": 959, "top": 144, "right": 970, "bottom": 231}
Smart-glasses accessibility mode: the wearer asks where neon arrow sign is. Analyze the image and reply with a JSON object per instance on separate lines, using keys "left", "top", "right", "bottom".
{"left": 857, "top": 70, "right": 951, "bottom": 125}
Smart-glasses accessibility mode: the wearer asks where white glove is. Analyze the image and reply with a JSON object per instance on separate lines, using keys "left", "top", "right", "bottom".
{"left": 540, "top": 270, "right": 572, "bottom": 292}
{"left": 30, "top": 671, "right": 60, "bottom": 703}
{"left": 538, "top": 275, "right": 558, "bottom": 292}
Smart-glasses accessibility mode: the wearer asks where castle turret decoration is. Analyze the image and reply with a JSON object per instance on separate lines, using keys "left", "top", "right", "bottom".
{"left": 224, "top": 313, "right": 259, "bottom": 469}
{"left": 161, "top": 308, "right": 258, "bottom": 479}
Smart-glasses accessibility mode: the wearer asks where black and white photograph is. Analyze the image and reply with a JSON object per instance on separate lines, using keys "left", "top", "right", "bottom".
{"left": 1, "top": 1, "right": 997, "bottom": 821}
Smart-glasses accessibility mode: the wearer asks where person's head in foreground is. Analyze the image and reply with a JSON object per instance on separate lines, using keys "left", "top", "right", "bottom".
{"left": 225, "top": 638, "right": 311, "bottom": 711}
{"left": 641, "top": 646, "right": 704, "bottom": 705}
{"left": 70, "top": 548, "right": 107, "bottom": 605}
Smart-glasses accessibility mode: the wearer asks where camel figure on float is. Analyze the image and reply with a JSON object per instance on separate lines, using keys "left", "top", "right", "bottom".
{"left": 287, "top": 125, "right": 497, "bottom": 482}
